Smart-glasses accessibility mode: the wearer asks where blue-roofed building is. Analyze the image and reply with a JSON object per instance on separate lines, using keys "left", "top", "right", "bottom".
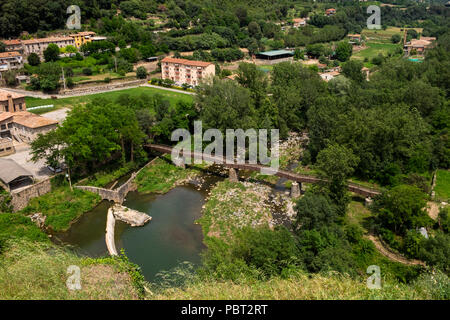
{"left": 255, "top": 50, "right": 294, "bottom": 64}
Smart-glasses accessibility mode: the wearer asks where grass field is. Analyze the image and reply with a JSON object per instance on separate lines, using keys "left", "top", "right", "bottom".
{"left": 352, "top": 42, "right": 402, "bottom": 62}
{"left": 361, "top": 27, "right": 423, "bottom": 42}
{"left": 25, "top": 86, "right": 194, "bottom": 112}
{"left": 435, "top": 169, "right": 450, "bottom": 202}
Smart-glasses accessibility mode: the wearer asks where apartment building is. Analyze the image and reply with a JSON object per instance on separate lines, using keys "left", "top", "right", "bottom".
{"left": 0, "top": 51, "right": 23, "bottom": 72}
{"left": 2, "top": 39, "right": 23, "bottom": 54}
{"left": 69, "top": 31, "right": 96, "bottom": 48}
{"left": 161, "top": 57, "right": 215, "bottom": 86}
{"left": 22, "top": 37, "right": 75, "bottom": 56}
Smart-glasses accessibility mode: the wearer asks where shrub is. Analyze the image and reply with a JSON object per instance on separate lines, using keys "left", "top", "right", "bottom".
{"left": 66, "top": 77, "right": 74, "bottom": 89}
{"left": 82, "top": 67, "right": 92, "bottom": 75}
{"left": 27, "top": 53, "right": 40, "bottom": 66}
{"left": 136, "top": 66, "right": 147, "bottom": 79}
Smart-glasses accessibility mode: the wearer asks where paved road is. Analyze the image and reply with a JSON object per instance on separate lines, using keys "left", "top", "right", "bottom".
{"left": 141, "top": 84, "right": 195, "bottom": 95}
{"left": 41, "top": 108, "right": 69, "bottom": 123}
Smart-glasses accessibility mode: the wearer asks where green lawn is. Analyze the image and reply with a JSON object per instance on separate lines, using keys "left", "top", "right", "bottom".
{"left": 25, "top": 86, "right": 193, "bottom": 112}
{"left": 352, "top": 42, "right": 401, "bottom": 61}
{"left": 20, "top": 184, "right": 101, "bottom": 232}
{"left": 435, "top": 169, "right": 450, "bottom": 201}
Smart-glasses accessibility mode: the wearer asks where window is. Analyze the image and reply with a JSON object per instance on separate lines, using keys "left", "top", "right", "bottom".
{"left": 1, "top": 124, "right": 6, "bottom": 130}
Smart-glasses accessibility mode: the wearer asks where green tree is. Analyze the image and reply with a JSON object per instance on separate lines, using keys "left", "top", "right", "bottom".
{"left": 136, "top": 66, "right": 147, "bottom": 79}
{"left": 27, "top": 53, "right": 40, "bottom": 66}
{"left": 295, "top": 192, "right": 338, "bottom": 231}
{"left": 43, "top": 43, "right": 60, "bottom": 62}
{"left": 0, "top": 41, "right": 6, "bottom": 52}
{"left": 391, "top": 34, "right": 401, "bottom": 44}
{"left": 342, "top": 60, "right": 364, "bottom": 82}
{"left": 335, "top": 41, "right": 352, "bottom": 62}
{"left": 37, "top": 62, "right": 61, "bottom": 93}
{"left": 375, "top": 185, "right": 431, "bottom": 235}
{"left": 316, "top": 144, "right": 359, "bottom": 213}
{"left": 197, "top": 78, "right": 257, "bottom": 133}
{"left": 236, "top": 62, "right": 268, "bottom": 109}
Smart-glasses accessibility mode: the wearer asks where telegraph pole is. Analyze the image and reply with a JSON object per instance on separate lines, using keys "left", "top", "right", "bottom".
{"left": 61, "top": 67, "right": 66, "bottom": 90}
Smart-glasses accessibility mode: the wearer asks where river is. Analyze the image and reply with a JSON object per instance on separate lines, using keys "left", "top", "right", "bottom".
{"left": 54, "top": 174, "right": 220, "bottom": 282}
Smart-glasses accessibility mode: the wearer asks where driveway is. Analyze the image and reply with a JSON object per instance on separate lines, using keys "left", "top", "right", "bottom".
{"left": 3, "top": 143, "right": 52, "bottom": 181}
{"left": 41, "top": 107, "right": 69, "bottom": 123}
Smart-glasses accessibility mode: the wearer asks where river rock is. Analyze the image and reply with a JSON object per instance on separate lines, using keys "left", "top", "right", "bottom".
{"left": 111, "top": 204, "right": 152, "bottom": 227}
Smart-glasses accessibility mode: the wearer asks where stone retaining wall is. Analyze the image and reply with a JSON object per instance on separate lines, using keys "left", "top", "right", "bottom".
{"left": 11, "top": 178, "right": 52, "bottom": 211}
{"left": 60, "top": 79, "right": 146, "bottom": 96}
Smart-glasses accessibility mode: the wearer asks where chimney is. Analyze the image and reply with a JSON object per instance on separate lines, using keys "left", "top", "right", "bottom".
{"left": 7, "top": 94, "right": 14, "bottom": 112}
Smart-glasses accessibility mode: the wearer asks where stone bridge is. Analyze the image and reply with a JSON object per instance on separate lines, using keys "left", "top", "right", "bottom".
{"left": 145, "top": 143, "right": 382, "bottom": 198}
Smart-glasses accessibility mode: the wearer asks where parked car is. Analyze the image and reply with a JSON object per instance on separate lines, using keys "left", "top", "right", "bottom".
{"left": 47, "top": 165, "right": 62, "bottom": 173}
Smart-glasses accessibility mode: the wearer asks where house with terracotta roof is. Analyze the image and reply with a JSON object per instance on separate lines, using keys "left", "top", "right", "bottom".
{"left": 0, "top": 90, "right": 26, "bottom": 113}
{"left": 0, "top": 111, "right": 58, "bottom": 144}
{"left": 292, "top": 18, "right": 306, "bottom": 28}
{"left": 0, "top": 90, "right": 57, "bottom": 144}
{"left": 320, "top": 71, "right": 340, "bottom": 82}
{"left": 9, "top": 112, "right": 58, "bottom": 143}
{"left": 69, "top": 31, "right": 96, "bottom": 48}
{"left": 0, "top": 51, "right": 23, "bottom": 72}
{"left": 326, "top": 8, "right": 336, "bottom": 16}
{"left": 347, "top": 34, "right": 362, "bottom": 43}
{"left": 161, "top": 57, "right": 215, "bottom": 86}
{"left": 404, "top": 38, "right": 436, "bottom": 55}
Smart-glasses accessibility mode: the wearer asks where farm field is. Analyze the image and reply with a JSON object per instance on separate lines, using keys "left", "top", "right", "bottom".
{"left": 435, "top": 169, "right": 450, "bottom": 202}
{"left": 352, "top": 42, "right": 402, "bottom": 63}
{"left": 25, "top": 86, "right": 194, "bottom": 113}
{"left": 361, "top": 27, "right": 423, "bottom": 42}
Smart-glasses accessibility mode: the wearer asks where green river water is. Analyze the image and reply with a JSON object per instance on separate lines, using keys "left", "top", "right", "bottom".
{"left": 54, "top": 179, "right": 215, "bottom": 281}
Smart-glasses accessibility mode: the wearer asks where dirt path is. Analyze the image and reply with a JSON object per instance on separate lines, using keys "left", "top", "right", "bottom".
{"left": 426, "top": 201, "right": 440, "bottom": 220}
{"left": 365, "top": 234, "right": 426, "bottom": 266}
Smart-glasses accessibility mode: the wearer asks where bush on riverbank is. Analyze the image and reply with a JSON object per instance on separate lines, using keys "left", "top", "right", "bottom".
{"left": 135, "top": 158, "right": 199, "bottom": 194}
{"left": 20, "top": 185, "right": 101, "bottom": 232}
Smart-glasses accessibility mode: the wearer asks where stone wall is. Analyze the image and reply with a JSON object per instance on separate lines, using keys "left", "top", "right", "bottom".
{"left": 75, "top": 185, "right": 121, "bottom": 203}
{"left": 60, "top": 79, "right": 146, "bottom": 96}
{"left": 11, "top": 177, "right": 52, "bottom": 211}
{"left": 75, "top": 157, "right": 159, "bottom": 204}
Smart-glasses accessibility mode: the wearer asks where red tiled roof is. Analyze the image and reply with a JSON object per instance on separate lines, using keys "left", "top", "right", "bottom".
{"left": 22, "top": 37, "right": 73, "bottom": 45}
{"left": 69, "top": 31, "right": 96, "bottom": 37}
{"left": 0, "top": 89, "right": 24, "bottom": 101}
{"left": 0, "top": 51, "right": 21, "bottom": 58}
{"left": 2, "top": 39, "right": 21, "bottom": 46}
{"left": 161, "top": 57, "right": 212, "bottom": 67}
{"left": 0, "top": 112, "right": 14, "bottom": 122}
{"left": 12, "top": 112, "right": 58, "bottom": 129}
